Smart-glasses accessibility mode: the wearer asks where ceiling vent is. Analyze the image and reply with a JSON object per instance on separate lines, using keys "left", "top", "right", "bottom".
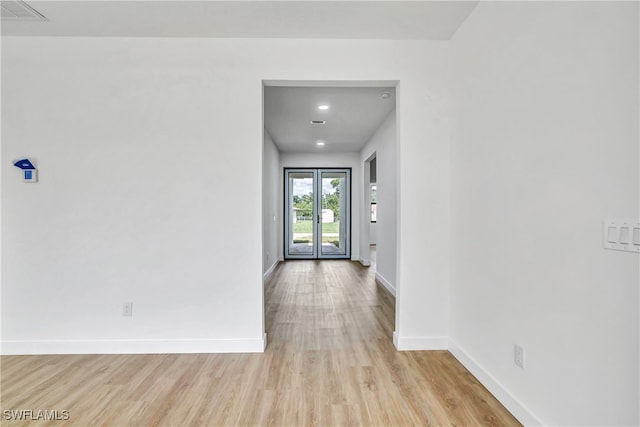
{"left": 310, "top": 120, "right": 326, "bottom": 125}
{"left": 1, "top": 0, "right": 46, "bottom": 20}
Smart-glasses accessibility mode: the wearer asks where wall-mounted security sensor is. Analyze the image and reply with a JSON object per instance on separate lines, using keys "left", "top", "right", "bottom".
{"left": 13, "top": 158, "right": 38, "bottom": 182}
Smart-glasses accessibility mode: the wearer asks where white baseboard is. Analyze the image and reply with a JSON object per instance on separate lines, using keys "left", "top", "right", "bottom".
{"left": 359, "top": 258, "right": 371, "bottom": 267}
{"left": 263, "top": 259, "right": 280, "bottom": 281}
{"left": 448, "top": 339, "right": 545, "bottom": 427}
{"left": 374, "top": 272, "right": 396, "bottom": 297}
{"left": 1, "top": 337, "right": 266, "bottom": 355}
{"left": 393, "top": 332, "right": 448, "bottom": 350}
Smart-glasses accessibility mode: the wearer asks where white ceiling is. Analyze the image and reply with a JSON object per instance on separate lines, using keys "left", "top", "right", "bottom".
{"left": 2, "top": 1, "right": 476, "bottom": 154}
{"left": 2, "top": 1, "right": 478, "bottom": 39}
{"left": 264, "top": 86, "right": 396, "bottom": 153}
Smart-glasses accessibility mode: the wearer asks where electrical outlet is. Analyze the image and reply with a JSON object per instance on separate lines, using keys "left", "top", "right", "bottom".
{"left": 122, "top": 302, "right": 133, "bottom": 317}
{"left": 514, "top": 344, "right": 525, "bottom": 368}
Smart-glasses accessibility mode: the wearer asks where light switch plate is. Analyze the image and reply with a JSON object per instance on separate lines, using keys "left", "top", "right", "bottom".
{"left": 603, "top": 219, "right": 640, "bottom": 253}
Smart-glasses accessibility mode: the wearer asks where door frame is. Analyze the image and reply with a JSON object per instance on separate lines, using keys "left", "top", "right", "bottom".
{"left": 283, "top": 167, "right": 351, "bottom": 260}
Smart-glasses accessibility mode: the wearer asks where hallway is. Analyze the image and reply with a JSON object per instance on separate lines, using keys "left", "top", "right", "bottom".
{"left": 263, "top": 259, "right": 521, "bottom": 426}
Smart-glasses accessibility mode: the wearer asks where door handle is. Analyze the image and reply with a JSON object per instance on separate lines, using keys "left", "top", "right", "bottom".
{"left": 317, "top": 214, "right": 320, "bottom": 224}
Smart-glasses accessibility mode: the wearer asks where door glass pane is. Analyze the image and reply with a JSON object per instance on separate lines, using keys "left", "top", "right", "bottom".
{"left": 288, "top": 172, "right": 314, "bottom": 256}
{"left": 320, "top": 171, "right": 347, "bottom": 256}
{"left": 370, "top": 184, "right": 377, "bottom": 222}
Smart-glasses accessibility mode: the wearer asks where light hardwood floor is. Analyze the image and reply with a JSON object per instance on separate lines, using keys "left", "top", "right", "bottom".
{"left": 1, "top": 260, "right": 521, "bottom": 426}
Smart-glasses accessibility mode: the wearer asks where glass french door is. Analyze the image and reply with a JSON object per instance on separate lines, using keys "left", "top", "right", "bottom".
{"left": 284, "top": 168, "right": 351, "bottom": 259}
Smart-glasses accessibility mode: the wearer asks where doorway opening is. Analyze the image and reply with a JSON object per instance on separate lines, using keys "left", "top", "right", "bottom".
{"left": 262, "top": 80, "right": 399, "bottom": 350}
{"left": 361, "top": 153, "right": 377, "bottom": 266}
{"left": 284, "top": 168, "right": 351, "bottom": 259}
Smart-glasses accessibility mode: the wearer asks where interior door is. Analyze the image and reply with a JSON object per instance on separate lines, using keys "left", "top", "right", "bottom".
{"left": 284, "top": 168, "right": 351, "bottom": 259}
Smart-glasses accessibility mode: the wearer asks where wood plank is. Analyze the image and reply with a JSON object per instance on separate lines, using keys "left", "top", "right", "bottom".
{"left": 1, "top": 260, "right": 521, "bottom": 426}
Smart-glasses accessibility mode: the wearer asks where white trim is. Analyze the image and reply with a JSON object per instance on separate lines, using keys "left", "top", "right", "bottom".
{"left": 263, "top": 259, "right": 280, "bottom": 281}
{"left": 392, "top": 332, "right": 448, "bottom": 350}
{"left": 375, "top": 272, "right": 396, "bottom": 297}
{"left": 448, "top": 339, "right": 546, "bottom": 427}
{"left": 359, "top": 258, "right": 371, "bottom": 267}
{"left": 264, "top": 80, "right": 399, "bottom": 88}
{"left": 1, "top": 337, "right": 266, "bottom": 355}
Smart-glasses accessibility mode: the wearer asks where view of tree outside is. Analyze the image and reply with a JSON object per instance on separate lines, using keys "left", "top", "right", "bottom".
{"left": 293, "top": 178, "right": 341, "bottom": 220}
{"left": 292, "top": 177, "right": 342, "bottom": 245}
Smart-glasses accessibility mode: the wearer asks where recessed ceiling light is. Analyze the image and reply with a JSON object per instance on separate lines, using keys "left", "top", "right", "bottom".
{"left": 316, "top": 141, "right": 325, "bottom": 146}
{"left": 310, "top": 120, "right": 326, "bottom": 125}
{"left": 318, "top": 105, "right": 329, "bottom": 110}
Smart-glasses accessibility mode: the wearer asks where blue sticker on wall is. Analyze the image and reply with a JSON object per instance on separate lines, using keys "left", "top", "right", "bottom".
{"left": 14, "top": 158, "right": 38, "bottom": 182}
{"left": 14, "top": 159, "right": 36, "bottom": 170}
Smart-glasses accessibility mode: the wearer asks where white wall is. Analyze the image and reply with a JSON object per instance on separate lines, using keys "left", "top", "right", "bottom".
{"left": 361, "top": 110, "right": 397, "bottom": 296}
{"left": 2, "top": 37, "right": 451, "bottom": 354}
{"left": 262, "top": 130, "right": 280, "bottom": 278}
{"left": 395, "top": 69, "right": 452, "bottom": 350}
{"left": 369, "top": 222, "right": 377, "bottom": 245}
{"left": 450, "top": 2, "right": 639, "bottom": 426}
